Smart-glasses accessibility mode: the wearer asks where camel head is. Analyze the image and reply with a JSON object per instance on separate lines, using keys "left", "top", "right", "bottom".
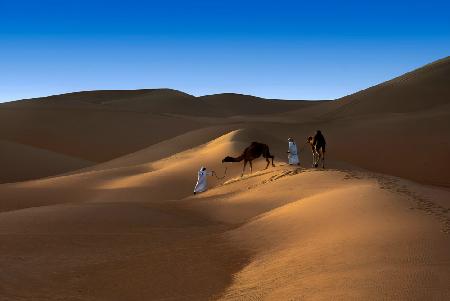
{"left": 222, "top": 156, "right": 234, "bottom": 163}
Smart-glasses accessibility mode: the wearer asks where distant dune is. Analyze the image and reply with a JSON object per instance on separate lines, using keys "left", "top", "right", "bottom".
{"left": 1, "top": 57, "right": 448, "bottom": 184}
{"left": 0, "top": 57, "right": 449, "bottom": 300}
{"left": 332, "top": 56, "right": 450, "bottom": 116}
{"left": 0, "top": 89, "right": 317, "bottom": 182}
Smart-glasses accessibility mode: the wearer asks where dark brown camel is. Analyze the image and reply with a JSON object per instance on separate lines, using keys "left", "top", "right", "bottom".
{"left": 222, "top": 142, "right": 275, "bottom": 176}
{"left": 307, "top": 130, "right": 326, "bottom": 168}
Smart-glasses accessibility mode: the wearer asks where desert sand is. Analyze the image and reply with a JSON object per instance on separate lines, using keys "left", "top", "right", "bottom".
{"left": 0, "top": 57, "right": 449, "bottom": 300}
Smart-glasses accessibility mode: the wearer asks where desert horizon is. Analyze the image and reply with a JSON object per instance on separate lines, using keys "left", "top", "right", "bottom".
{"left": 4, "top": 55, "right": 447, "bottom": 104}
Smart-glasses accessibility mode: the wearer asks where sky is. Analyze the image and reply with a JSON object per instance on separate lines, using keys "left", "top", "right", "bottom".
{"left": 0, "top": 0, "right": 449, "bottom": 102}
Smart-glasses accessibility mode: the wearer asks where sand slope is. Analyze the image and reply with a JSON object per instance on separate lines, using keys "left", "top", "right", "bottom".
{"left": 0, "top": 139, "right": 93, "bottom": 183}
{"left": 215, "top": 170, "right": 450, "bottom": 300}
{"left": 329, "top": 56, "right": 450, "bottom": 117}
{"left": 0, "top": 130, "right": 449, "bottom": 300}
{"left": 0, "top": 98, "right": 207, "bottom": 165}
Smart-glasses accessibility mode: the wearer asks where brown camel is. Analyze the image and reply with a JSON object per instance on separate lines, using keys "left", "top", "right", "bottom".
{"left": 307, "top": 130, "right": 326, "bottom": 168}
{"left": 222, "top": 142, "right": 275, "bottom": 176}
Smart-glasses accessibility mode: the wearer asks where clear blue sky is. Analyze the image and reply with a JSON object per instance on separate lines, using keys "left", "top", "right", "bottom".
{"left": 0, "top": 0, "right": 449, "bottom": 102}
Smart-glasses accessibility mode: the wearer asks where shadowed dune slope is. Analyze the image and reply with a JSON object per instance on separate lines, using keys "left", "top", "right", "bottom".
{"left": 0, "top": 139, "right": 93, "bottom": 183}
{"left": 0, "top": 101, "right": 206, "bottom": 163}
{"left": 321, "top": 107, "right": 450, "bottom": 187}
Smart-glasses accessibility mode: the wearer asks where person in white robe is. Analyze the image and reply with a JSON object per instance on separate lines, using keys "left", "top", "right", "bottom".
{"left": 194, "top": 167, "right": 214, "bottom": 194}
{"left": 287, "top": 137, "right": 300, "bottom": 165}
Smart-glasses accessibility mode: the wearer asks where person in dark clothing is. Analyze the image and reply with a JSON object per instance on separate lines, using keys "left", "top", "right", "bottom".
{"left": 307, "top": 130, "right": 326, "bottom": 168}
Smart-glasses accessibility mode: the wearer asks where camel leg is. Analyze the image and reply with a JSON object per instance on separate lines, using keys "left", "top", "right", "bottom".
{"left": 317, "top": 152, "right": 321, "bottom": 168}
{"left": 265, "top": 157, "right": 270, "bottom": 169}
{"left": 322, "top": 151, "right": 325, "bottom": 169}
{"left": 312, "top": 152, "right": 316, "bottom": 168}
{"left": 249, "top": 161, "right": 253, "bottom": 173}
{"left": 242, "top": 160, "right": 247, "bottom": 177}
{"left": 271, "top": 155, "right": 275, "bottom": 167}
{"left": 314, "top": 152, "right": 319, "bottom": 168}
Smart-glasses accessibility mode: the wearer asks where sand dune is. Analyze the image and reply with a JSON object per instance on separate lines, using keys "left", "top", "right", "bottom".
{"left": 329, "top": 56, "right": 450, "bottom": 117}
{"left": 0, "top": 89, "right": 311, "bottom": 183}
{"left": 199, "top": 93, "right": 318, "bottom": 116}
{"left": 0, "top": 129, "right": 278, "bottom": 212}
{"left": 0, "top": 129, "right": 449, "bottom": 300}
{"left": 75, "top": 125, "right": 239, "bottom": 172}
{"left": 219, "top": 171, "right": 450, "bottom": 300}
{"left": 1, "top": 57, "right": 448, "bottom": 184}
{"left": 0, "top": 139, "right": 93, "bottom": 183}
{"left": 1, "top": 57, "right": 449, "bottom": 300}
{"left": 0, "top": 99, "right": 207, "bottom": 171}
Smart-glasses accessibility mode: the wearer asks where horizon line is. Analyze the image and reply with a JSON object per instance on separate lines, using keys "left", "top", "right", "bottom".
{"left": 1, "top": 55, "right": 447, "bottom": 104}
